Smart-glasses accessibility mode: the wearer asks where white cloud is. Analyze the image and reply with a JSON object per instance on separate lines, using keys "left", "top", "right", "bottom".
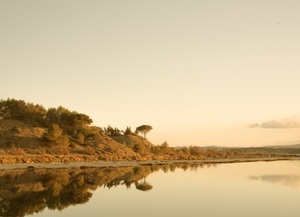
{"left": 250, "top": 117, "right": 300, "bottom": 129}
{"left": 249, "top": 123, "right": 259, "bottom": 128}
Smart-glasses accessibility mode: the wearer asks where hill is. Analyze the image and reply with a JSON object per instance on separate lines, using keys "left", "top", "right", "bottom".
{"left": 0, "top": 118, "right": 140, "bottom": 163}
{"left": 265, "top": 144, "right": 300, "bottom": 149}
{"left": 1, "top": 98, "right": 299, "bottom": 164}
{"left": 111, "top": 134, "right": 155, "bottom": 155}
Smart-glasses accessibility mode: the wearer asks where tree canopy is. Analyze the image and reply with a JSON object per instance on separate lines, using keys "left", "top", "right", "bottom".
{"left": 45, "top": 106, "right": 93, "bottom": 137}
{"left": 0, "top": 98, "right": 46, "bottom": 125}
{"left": 0, "top": 98, "right": 93, "bottom": 139}
{"left": 135, "top": 125, "right": 153, "bottom": 138}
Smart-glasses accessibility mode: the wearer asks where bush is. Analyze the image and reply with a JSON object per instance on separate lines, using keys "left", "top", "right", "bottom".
{"left": 43, "top": 124, "right": 69, "bottom": 146}
{"left": 11, "top": 126, "right": 22, "bottom": 133}
{"left": 151, "top": 142, "right": 174, "bottom": 155}
{"left": 103, "top": 125, "right": 122, "bottom": 136}
{"left": 80, "top": 146, "right": 96, "bottom": 155}
{"left": 56, "top": 134, "right": 69, "bottom": 146}
{"left": 77, "top": 132, "right": 85, "bottom": 145}
{"left": 189, "top": 146, "right": 205, "bottom": 156}
{"left": 124, "top": 126, "right": 132, "bottom": 135}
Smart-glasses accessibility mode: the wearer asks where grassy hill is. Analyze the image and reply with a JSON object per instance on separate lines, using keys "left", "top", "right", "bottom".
{"left": 111, "top": 134, "right": 155, "bottom": 155}
{"left": 1, "top": 98, "right": 299, "bottom": 164}
{"left": 0, "top": 119, "right": 140, "bottom": 162}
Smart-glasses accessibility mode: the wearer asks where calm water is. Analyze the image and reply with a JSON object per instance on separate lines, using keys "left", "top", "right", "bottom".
{"left": 1, "top": 161, "right": 300, "bottom": 217}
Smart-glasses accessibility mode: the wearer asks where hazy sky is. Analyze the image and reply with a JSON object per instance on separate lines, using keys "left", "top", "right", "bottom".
{"left": 1, "top": 0, "right": 300, "bottom": 147}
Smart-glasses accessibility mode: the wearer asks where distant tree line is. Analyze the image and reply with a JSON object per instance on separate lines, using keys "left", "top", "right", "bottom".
{"left": 103, "top": 126, "right": 136, "bottom": 136}
{"left": 103, "top": 125, "right": 153, "bottom": 138}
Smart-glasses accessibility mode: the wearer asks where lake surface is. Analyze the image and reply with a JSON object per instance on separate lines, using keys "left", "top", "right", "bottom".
{"left": 1, "top": 160, "right": 300, "bottom": 217}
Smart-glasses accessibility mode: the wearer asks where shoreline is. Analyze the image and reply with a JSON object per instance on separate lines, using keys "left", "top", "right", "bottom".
{"left": 1, "top": 156, "right": 300, "bottom": 171}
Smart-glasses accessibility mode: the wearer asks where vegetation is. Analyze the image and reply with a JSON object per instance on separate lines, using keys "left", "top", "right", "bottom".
{"left": 42, "top": 124, "right": 70, "bottom": 146}
{"left": 0, "top": 98, "right": 299, "bottom": 164}
{"left": 135, "top": 125, "right": 153, "bottom": 138}
{"left": 103, "top": 125, "right": 122, "bottom": 136}
{"left": 0, "top": 164, "right": 211, "bottom": 217}
{"left": 0, "top": 98, "right": 46, "bottom": 125}
{"left": 124, "top": 126, "right": 133, "bottom": 135}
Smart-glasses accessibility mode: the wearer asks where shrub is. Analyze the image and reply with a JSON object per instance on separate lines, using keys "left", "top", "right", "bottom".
{"left": 80, "top": 146, "right": 96, "bottom": 155}
{"left": 77, "top": 132, "right": 85, "bottom": 145}
{"left": 150, "top": 142, "right": 174, "bottom": 155}
{"left": 103, "top": 125, "right": 122, "bottom": 136}
{"left": 189, "top": 146, "right": 205, "bottom": 156}
{"left": 11, "top": 126, "right": 22, "bottom": 133}
{"left": 124, "top": 126, "right": 132, "bottom": 135}
{"left": 43, "top": 124, "right": 69, "bottom": 146}
{"left": 56, "top": 134, "right": 70, "bottom": 146}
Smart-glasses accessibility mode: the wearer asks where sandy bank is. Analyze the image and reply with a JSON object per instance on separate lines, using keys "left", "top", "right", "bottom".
{"left": 1, "top": 156, "right": 300, "bottom": 171}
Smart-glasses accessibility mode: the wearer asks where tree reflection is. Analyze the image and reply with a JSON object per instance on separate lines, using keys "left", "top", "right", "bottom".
{"left": 135, "top": 178, "right": 153, "bottom": 191}
{"left": 0, "top": 163, "right": 215, "bottom": 217}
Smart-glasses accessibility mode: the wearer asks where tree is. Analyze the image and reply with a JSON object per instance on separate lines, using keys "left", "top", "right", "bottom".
{"left": 45, "top": 108, "right": 61, "bottom": 126}
{"left": 103, "top": 125, "right": 122, "bottom": 136}
{"left": 135, "top": 125, "right": 153, "bottom": 138}
{"left": 135, "top": 178, "right": 153, "bottom": 191}
{"left": 45, "top": 106, "right": 93, "bottom": 137}
{"left": 0, "top": 98, "right": 27, "bottom": 120}
{"left": 26, "top": 102, "right": 47, "bottom": 125}
{"left": 0, "top": 98, "right": 46, "bottom": 125}
{"left": 124, "top": 126, "right": 132, "bottom": 135}
{"left": 42, "top": 124, "right": 69, "bottom": 146}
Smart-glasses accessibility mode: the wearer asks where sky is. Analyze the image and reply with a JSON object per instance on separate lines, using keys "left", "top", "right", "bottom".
{"left": 1, "top": 0, "right": 300, "bottom": 147}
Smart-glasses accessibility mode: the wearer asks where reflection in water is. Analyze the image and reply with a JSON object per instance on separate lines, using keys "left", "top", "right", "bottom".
{"left": 0, "top": 163, "right": 215, "bottom": 217}
{"left": 250, "top": 175, "right": 300, "bottom": 188}
{"left": 135, "top": 178, "right": 153, "bottom": 191}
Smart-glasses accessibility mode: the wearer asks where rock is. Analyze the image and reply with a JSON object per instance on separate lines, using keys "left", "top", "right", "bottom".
{"left": 27, "top": 166, "right": 35, "bottom": 171}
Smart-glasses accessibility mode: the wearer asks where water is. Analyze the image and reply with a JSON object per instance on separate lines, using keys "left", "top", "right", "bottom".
{"left": 1, "top": 161, "right": 299, "bottom": 217}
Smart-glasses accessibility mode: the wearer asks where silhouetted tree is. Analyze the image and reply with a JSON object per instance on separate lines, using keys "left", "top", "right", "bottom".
{"left": 135, "top": 178, "right": 153, "bottom": 191}
{"left": 124, "top": 126, "right": 132, "bottom": 135}
{"left": 103, "top": 125, "right": 122, "bottom": 136}
{"left": 135, "top": 125, "right": 153, "bottom": 138}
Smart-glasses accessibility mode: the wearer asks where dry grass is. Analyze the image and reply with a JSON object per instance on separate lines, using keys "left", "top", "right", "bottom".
{"left": 47, "top": 146, "right": 70, "bottom": 155}
{"left": 0, "top": 149, "right": 6, "bottom": 155}
{"left": 7, "top": 144, "right": 26, "bottom": 155}
{"left": 0, "top": 119, "right": 29, "bottom": 130}
{"left": 79, "top": 146, "right": 97, "bottom": 155}
{"left": 27, "top": 147, "right": 47, "bottom": 155}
